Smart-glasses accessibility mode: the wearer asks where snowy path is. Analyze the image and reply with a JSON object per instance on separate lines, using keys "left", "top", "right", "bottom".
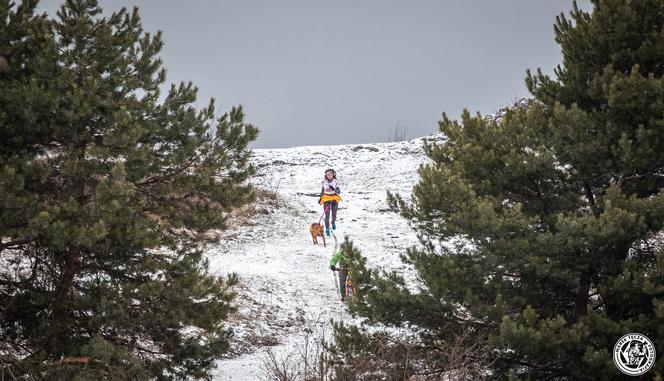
{"left": 207, "top": 138, "right": 434, "bottom": 380}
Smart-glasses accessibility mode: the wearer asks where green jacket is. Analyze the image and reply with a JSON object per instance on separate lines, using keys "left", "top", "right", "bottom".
{"left": 330, "top": 247, "right": 350, "bottom": 269}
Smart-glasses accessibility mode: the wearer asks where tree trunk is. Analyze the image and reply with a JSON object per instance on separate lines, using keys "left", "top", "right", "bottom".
{"left": 42, "top": 244, "right": 80, "bottom": 356}
{"left": 573, "top": 271, "right": 591, "bottom": 323}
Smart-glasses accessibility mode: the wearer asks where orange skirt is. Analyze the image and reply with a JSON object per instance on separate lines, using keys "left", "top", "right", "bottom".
{"left": 319, "top": 194, "right": 341, "bottom": 205}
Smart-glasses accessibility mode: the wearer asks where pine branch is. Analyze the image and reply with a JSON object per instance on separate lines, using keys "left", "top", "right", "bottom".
{"left": 0, "top": 239, "right": 33, "bottom": 252}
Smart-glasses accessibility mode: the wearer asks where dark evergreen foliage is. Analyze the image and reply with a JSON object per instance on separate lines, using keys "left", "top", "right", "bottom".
{"left": 331, "top": 1, "right": 664, "bottom": 379}
{"left": 0, "top": 0, "right": 257, "bottom": 379}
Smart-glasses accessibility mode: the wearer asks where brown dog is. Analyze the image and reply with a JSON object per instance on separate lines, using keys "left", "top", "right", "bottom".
{"left": 309, "top": 223, "right": 326, "bottom": 247}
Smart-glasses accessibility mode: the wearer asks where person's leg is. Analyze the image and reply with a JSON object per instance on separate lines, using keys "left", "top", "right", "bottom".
{"left": 338, "top": 269, "right": 347, "bottom": 300}
{"left": 331, "top": 201, "right": 338, "bottom": 229}
{"left": 324, "top": 201, "right": 331, "bottom": 229}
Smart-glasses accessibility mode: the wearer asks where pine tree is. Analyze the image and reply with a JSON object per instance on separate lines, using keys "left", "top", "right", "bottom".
{"left": 0, "top": 0, "right": 258, "bottom": 379}
{"left": 332, "top": 1, "right": 664, "bottom": 379}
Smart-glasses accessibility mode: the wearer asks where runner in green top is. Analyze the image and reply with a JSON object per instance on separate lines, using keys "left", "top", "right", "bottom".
{"left": 330, "top": 242, "right": 352, "bottom": 301}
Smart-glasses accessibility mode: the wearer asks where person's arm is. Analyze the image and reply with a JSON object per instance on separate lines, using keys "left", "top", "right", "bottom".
{"left": 333, "top": 180, "right": 340, "bottom": 194}
{"left": 330, "top": 249, "right": 342, "bottom": 269}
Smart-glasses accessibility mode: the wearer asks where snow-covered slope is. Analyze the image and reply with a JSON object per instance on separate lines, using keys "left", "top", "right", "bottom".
{"left": 208, "top": 136, "right": 439, "bottom": 380}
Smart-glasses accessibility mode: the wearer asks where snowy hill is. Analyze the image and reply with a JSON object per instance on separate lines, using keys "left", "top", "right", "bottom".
{"left": 208, "top": 135, "right": 440, "bottom": 380}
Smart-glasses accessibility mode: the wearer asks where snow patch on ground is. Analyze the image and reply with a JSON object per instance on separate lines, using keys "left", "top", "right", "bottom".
{"left": 208, "top": 135, "right": 440, "bottom": 380}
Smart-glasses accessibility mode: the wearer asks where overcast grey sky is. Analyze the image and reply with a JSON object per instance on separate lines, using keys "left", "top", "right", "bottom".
{"left": 38, "top": 0, "right": 592, "bottom": 148}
